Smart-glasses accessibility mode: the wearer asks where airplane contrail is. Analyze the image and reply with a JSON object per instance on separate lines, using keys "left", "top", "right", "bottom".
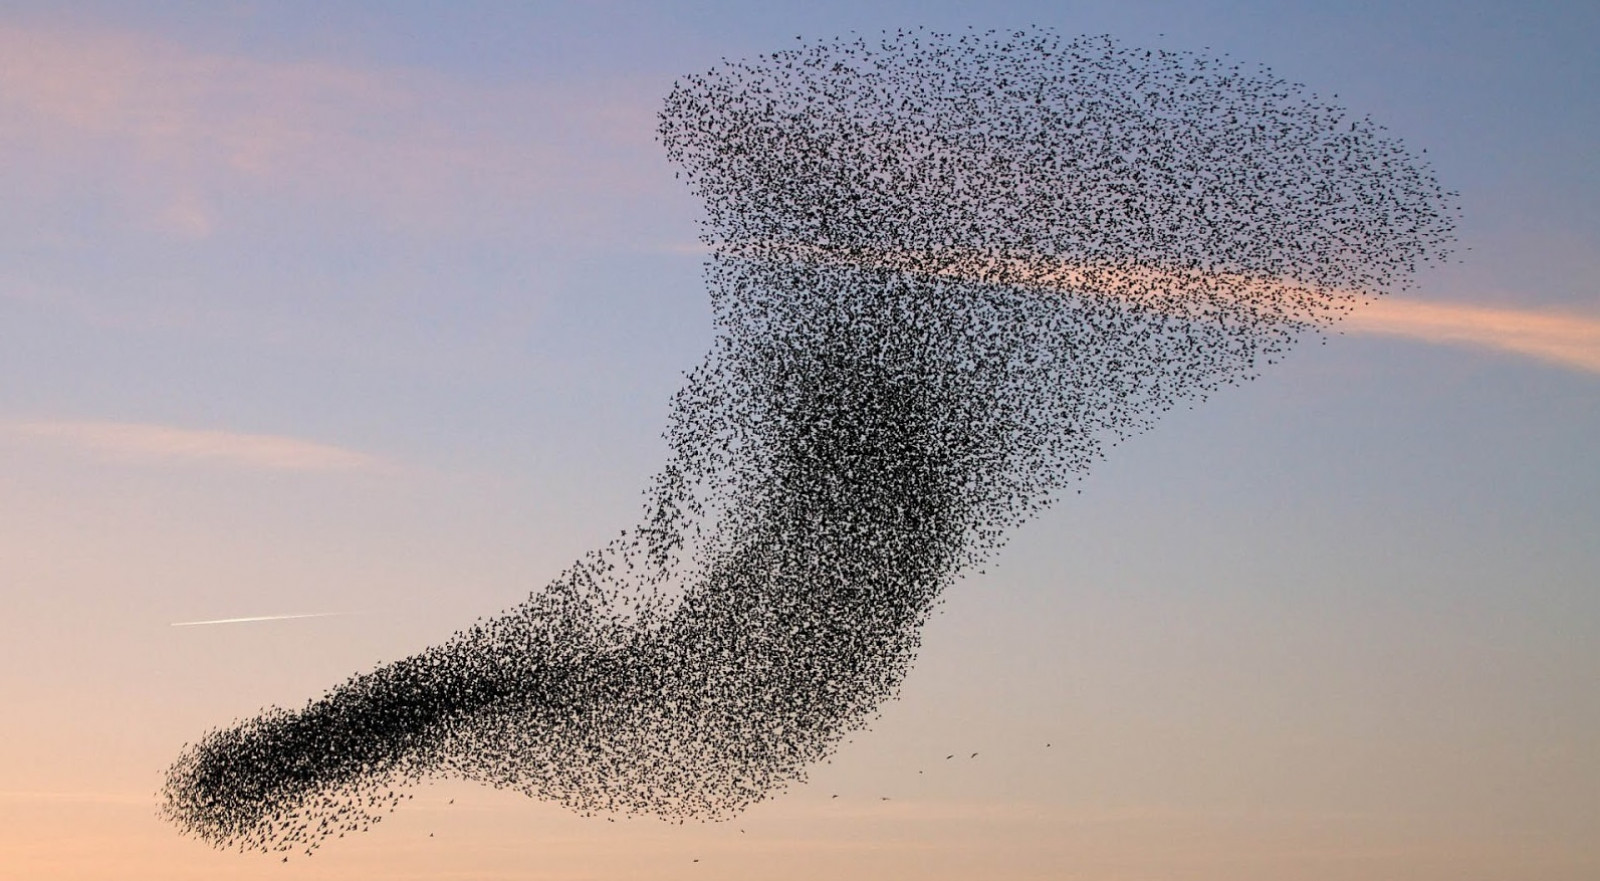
{"left": 170, "top": 613, "right": 348, "bottom": 627}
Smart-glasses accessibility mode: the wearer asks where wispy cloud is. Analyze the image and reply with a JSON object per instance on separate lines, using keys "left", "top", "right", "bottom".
{"left": 0, "top": 790, "right": 150, "bottom": 806}
{"left": 1342, "top": 297, "right": 1600, "bottom": 373}
{"left": 0, "top": 22, "right": 666, "bottom": 239}
{"left": 743, "top": 243, "right": 1600, "bottom": 375}
{"left": 6, "top": 420, "right": 391, "bottom": 472}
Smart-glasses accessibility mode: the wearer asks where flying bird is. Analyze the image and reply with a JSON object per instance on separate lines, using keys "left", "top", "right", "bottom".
{"left": 161, "top": 27, "right": 1456, "bottom": 857}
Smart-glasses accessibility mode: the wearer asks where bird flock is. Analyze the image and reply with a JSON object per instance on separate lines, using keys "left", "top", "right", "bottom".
{"left": 161, "top": 28, "right": 1456, "bottom": 857}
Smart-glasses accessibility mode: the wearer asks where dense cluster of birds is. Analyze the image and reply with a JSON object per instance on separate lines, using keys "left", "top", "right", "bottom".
{"left": 161, "top": 28, "right": 1456, "bottom": 857}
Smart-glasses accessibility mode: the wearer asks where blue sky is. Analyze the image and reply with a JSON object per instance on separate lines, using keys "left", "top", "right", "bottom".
{"left": 0, "top": 2, "right": 1595, "bottom": 879}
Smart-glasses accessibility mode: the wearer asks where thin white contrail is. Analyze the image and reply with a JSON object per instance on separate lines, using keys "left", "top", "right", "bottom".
{"left": 170, "top": 612, "right": 348, "bottom": 627}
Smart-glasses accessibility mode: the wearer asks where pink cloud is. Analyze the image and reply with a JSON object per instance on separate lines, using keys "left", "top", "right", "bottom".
{"left": 1342, "top": 297, "right": 1600, "bottom": 374}
{"left": 7, "top": 420, "right": 392, "bottom": 472}
{"left": 732, "top": 243, "right": 1600, "bottom": 375}
{"left": 0, "top": 23, "right": 669, "bottom": 239}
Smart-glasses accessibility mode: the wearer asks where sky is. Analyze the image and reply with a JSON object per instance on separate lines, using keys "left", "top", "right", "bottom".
{"left": 0, "top": 1, "right": 1596, "bottom": 879}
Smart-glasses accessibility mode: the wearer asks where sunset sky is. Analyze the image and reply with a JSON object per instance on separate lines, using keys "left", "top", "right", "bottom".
{"left": 2, "top": 2, "right": 1596, "bottom": 879}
